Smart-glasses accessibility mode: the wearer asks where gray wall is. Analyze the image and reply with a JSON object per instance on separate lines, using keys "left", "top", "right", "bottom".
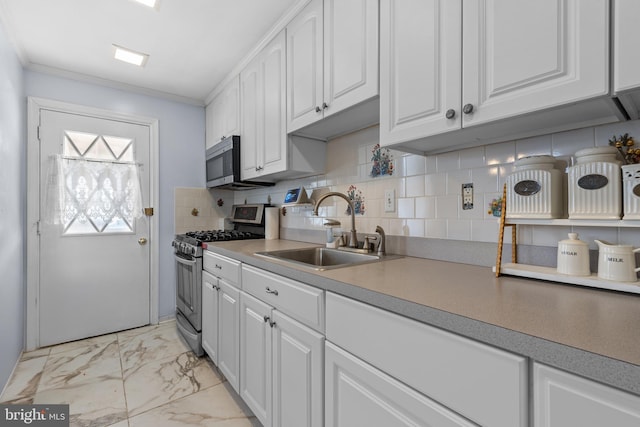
{"left": 0, "top": 21, "right": 26, "bottom": 391}
{"left": 25, "top": 71, "right": 206, "bottom": 321}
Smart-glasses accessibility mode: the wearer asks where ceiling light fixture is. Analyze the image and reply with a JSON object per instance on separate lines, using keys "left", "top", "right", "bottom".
{"left": 113, "top": 45, "right": 149, "bottom": 67}
{"left": 133, "top": 0, "right": 158, "bottom": 8}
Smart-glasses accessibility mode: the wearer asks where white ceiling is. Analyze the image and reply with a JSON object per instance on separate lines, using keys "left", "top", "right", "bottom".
{"left": 0, "top": 0, "right": 300, "bottom": 105}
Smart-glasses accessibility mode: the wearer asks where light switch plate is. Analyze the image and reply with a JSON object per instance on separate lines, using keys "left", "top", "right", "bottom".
{"left": 462, "top": 183, "right": 473, "bottom": 210}
{"left": 384, "top": 189, "right": 395, "bottom": 212}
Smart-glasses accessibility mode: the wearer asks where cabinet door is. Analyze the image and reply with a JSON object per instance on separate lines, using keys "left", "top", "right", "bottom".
{"left": 613, "top": 0, "right": 640, "bottom": 118}
{"left": 325, "top": 342, "right": 477, "bottom": 427}
{"left": 201, "top": 271, "right": 219, "bottom": 364}
{"left": 462, "top": 0, "right": 609, "bottom": 127}
{"left": 261, "top": 31, "right": 287, "bottom": 176}
{"left": 205, "top": 98, "right": 222, "bottom": 150}
{"left": 534, "top": 363, "right": 640, "bottom": 427}
{"left": 218, "top": 279, "right": 240, "bottom": 394}
{"left": 272, "top": 311, "right": 324, "bottom": 427}
{"left": 240, "top": 54, "right": 260, "bottom": 180}
{"left": 221, "top": 76, "right": 240, "bottom": 139}
{"left": 379, "top": 0, "right": 462, "bottom": 147}
{"left": 323, "top": 0, "right": 379, "bottom": 118}
{"left": 240, "top": 291, "right": 273, "bottom": 427}
{"left": 287, "top": 0, "right": 324, "bottom": 132}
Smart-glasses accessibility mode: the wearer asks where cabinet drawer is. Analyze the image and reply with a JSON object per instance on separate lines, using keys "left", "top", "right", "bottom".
{"left": 242, "top": 265, "right": 324, "bottom": 332}
{"left": 326, "top": 342, "right": 478, "bottom": 427}
{"left": 203, "top": 251, "right": 240, "bottom": 284}
{"left": 326, "top": 292, "right": 528, "bottom": 427}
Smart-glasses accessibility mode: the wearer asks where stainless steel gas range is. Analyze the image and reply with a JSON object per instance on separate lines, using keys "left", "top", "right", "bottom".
{"left": 171, "top": 204, "right": 268, "bottom": 356}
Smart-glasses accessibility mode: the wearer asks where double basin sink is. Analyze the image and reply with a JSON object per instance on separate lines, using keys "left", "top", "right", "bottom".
{"left": 255, "top": 246, "right": 398, "bottom": 271}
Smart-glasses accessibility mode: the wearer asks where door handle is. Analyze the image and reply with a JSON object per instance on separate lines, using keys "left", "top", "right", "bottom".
{"left": 138, "top": 237, "right": 148, "bottom": 245}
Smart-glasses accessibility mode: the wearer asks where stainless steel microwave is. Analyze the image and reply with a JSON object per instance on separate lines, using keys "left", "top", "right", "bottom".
{"left": 205, "top": 136, "right": 273, "bottom": 190}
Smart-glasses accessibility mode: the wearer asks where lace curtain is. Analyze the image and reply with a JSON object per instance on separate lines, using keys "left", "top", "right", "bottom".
{"left": 45, "top": 155, "right": 143, "bottom": 234}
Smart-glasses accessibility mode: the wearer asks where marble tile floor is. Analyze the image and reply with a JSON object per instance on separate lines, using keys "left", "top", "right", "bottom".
{"left": 0, "top": 320, "right": 259, "bottom": 427}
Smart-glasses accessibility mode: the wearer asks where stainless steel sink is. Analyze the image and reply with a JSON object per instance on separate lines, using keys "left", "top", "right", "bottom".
{"left": 255, "top": 247, "right": 390, "bottom": 271}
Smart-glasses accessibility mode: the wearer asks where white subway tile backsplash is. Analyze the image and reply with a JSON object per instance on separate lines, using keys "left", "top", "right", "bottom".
{"left": 204, "top": 120, "right": 640, "bottom": 252}
{"left": 447, "top": 219, "right": 471, "bottom": 241}
{"left": 436, "top": 151, "right": 460, "bottom": 172}
{"left": 425, "top": 173, "right": 446, "bottom": 196}
{"left": 436, "top": 195, "right": 458, "bottom": 219}
{"left": 460, "top": 146, "right": 485, "bottom": 169}
{"left": 516, "top": 134, "right": 552, "bottom": 158}
{"left": 551, "top": 127, "right": 595, "bottom": 158}
{"left": 485, "top": 141, "right": 516, "bottom": 165}
{"left": 405, "top": 219, "right": 425, "bottom": 237}
{"left": 425, "top": 219, "right": 447, "bottom": 239}
{"left": 404, "top": 154, "right": 427, "bottom": 176}
{"left": 406, "top": 175, "right": 425, "bottom": 198}
{"left": 397, "top": 198, "right": 415, "bottom": 218}
{"left": 415, "top": 197, "right": 435, "bottom": 219}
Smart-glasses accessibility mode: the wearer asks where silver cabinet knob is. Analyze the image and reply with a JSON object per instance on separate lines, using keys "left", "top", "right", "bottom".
{"left": 462, "top": 104, "right": 474, "bottom": 114}
{"left": 315, "top": 106, "right": 322, "bottom": 113}
{"left": 322, "top": 102, "right": 328, "bottom": 110}
{"left": 445, "top": 109, "right": 456, "bottom": 119}
{"left": 138, "top": 237, "right": 147, "bottom": 245}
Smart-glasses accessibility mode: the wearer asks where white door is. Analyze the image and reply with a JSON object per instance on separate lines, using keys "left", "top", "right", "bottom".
{"left": 38, "top": 109, "right": 151, "bottom": 347}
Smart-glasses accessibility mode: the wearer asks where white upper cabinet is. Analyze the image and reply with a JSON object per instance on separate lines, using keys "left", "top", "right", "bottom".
{"left": 613, "top": 0, "right": 640, "bottom": 118}
{"left": 462, "top": 0, "right": 609, "bottom": 127}
{"left": 241, "top": 31, "right": 287, "bottom": 181}
{"left": 287, "top": 0, "right": 379, "bottom": 139}
{"left": 205, "top": 75, "right": 240, "bottom": 149}
{"left": 381, "top": 0, "right": 620, "bottom": 153}
{"left": 379, "top": 0, "right": 462, "bottom": 146}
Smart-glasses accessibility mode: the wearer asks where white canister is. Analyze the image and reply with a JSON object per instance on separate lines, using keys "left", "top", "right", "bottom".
{"left": 506, "top": 155, "right": 564, "bottom": 219}
{"left": 556, "top": 233, "right": 590, "bottom": 276}
{"left": 594, "top": 240, "right": 640, "bottom": 282}
{"left": 568, "top": 147, "right": 622, "bottom": 219}
{"left": 622, "top": 163, "right": 640, "bottom": 220}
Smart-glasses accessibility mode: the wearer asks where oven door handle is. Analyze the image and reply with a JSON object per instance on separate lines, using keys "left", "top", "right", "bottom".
{"left": 175, "top": 254, "right": 197, "bottom": 266}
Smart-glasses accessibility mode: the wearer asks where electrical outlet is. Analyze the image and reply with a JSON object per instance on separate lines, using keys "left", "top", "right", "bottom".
{"left": 462, "top": 183, "right": 473, "bottom": 210}
{"left": 384, "top": 189, "right": 395, "bottom": 212}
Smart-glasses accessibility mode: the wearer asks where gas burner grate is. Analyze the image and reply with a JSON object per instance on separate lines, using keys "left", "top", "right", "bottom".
{"left": 186, "top": 230, "right": 264, "bottom": 242}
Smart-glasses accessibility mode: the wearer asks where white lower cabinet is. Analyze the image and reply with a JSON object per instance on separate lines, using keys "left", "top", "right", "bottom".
{"left": 202, "top": 252, "right": 241, "bottom": 393}
{"left": 325, "top": 341, "right": 477, "bottom": 427}
{"left": 326, "top": 292, "right": 528, "bottom": 427}
{"left": 534, "top": 363, "right": 640, "bottom": 427}
{"left": 239, "top": 266, "right": 324, "bottom": 427}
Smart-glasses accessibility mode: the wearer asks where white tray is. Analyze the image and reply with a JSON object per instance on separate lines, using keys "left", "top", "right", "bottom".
{"left": 493, "top": 263, "right": 640, "bottom": 294}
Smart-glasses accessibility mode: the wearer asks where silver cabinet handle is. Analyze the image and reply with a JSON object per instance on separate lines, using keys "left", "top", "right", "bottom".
{"left": 265, "top": 287, "right": 279, "bottom": 296}
{"left": 445, "top": 109, "right": 456, "bottom": 119}
{"left": 215, "top": 264, "right": 222, "bottom": 269}
{"left": 269, "top": 320, "right": 276, "bottom": 328}
{"left": 255, "top": 166, "right": 263, "bottom": 171}
{"left": 462, "top": 104, "right": 474, "bottom": 114}
{"left": 322, "top": 102, "right": 328, "bottom": 110}
{"left": 315, "top": 106, "right": 322, "bottom": 113}
{"left": 263, "top": 315, "right": 270, "bottom": 323}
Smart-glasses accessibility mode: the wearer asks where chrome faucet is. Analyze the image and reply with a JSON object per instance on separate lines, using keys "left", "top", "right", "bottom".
{"left": 375, "top": 225, "right": 386, "bottom": 256}
{"left": 313, "top": 191, "right": 358, "bottom": 248}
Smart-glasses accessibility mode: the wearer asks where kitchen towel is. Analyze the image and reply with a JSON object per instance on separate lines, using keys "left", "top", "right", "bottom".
{"left": 265, "top": 207, "right": 280, "bottom": 240}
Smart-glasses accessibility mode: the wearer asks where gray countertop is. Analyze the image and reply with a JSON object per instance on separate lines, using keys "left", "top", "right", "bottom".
{"left": 204, "top": 239, "right": 640, "bottom": 396}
